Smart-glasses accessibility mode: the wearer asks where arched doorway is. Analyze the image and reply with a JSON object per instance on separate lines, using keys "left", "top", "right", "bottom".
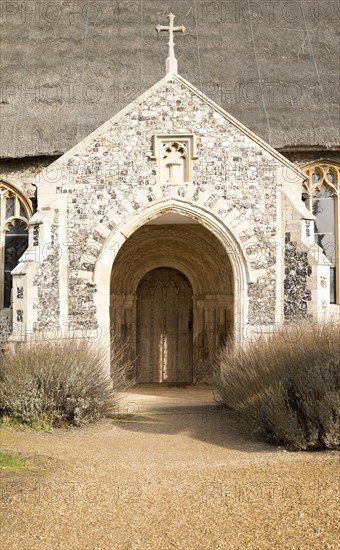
{"left": 109, "top": 218, "right": 235, "bottom": 384}
{"left": 137, "top": 267, "right": 193, "bottom": 384}
{"left": 94, "top": 201, "right": 253, "bottom": 379}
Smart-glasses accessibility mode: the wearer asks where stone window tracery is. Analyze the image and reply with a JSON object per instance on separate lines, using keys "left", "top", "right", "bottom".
{"left": 151, "top": 134, "right": 198, "bottom": 185}
{"left": 0, "top": 182, "right": 31, "bottom": 309}
{"left": 302, "top": 162, "right": 339, "bottom": 304}
{"left": 163, "top": 142, "right": 188, "bottom": 183}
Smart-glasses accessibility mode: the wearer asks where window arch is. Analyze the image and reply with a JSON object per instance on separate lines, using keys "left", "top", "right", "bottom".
{"left": 0, "top": 182, "right": 32, "bottom": 309}
{"left": 302, "top": 161, "right": 340, "bottom": 304}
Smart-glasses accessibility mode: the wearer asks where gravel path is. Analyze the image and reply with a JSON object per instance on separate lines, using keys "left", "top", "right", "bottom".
{"left": 0, "top": 387, "right": 338, "bottom": 550}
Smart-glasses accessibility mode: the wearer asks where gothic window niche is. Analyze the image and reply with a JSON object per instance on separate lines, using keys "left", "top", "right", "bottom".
{"left": 0, "top": 182, "right": 32, "bottom": 309}
{"left": 302, "top": 161, "right": 340, "bottom": 304}
{"left": 151, "top": 134, "right": 198, "bottom": 185}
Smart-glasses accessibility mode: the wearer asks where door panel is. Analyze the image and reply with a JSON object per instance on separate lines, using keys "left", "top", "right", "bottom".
{"left": 137, "top": 268, "right": 193, "bottom": 384}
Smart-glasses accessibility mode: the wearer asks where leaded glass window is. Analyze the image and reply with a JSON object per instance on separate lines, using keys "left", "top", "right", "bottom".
{"left": 0, "top": 182, "right": 31, "bottom": 308}
{"left": 302, "top": 162, "right": 340, "bottom": 304}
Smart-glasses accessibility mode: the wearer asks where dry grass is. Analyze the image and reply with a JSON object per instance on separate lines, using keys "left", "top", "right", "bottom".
{"left": 0, "top": 339, "right": 133, "bottom": 427}
{"left": 215, "top": 322, "right": 340, "bottom": 450}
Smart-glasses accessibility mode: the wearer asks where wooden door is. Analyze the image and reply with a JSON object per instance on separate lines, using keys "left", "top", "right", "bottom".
{"left": 137, "top": 268, "right": 193, "bottom": 384}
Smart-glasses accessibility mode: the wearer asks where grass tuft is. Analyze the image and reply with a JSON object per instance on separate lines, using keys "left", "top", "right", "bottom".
{"left": 0, "top": 451, "right": 29, "bottom": 471}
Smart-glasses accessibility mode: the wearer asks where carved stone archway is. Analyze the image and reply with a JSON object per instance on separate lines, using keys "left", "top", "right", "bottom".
{"left": 93, "top": 199, "right": 252, "bottom": 377}
{"left": 110, "top": 223, "right": 234, "bottom": 383}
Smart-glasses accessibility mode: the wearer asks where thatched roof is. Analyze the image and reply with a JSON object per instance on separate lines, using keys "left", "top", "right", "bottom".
{"left": 1, "top": 0, "right": 339, "bottom": 158}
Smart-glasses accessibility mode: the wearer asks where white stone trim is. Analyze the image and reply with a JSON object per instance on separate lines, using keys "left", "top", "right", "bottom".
{"left": 93, "top": 199, "right": 252, "bottom": 374}
{"left": 275, "top": 186, "right": 284, "bottom": 325}
{"left": 58, "top": 194, "right": 69, "bottom": 337}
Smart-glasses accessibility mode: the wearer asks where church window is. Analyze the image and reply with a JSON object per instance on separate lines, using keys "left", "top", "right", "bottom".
{"left": 302, "top": 162, "right": 339, "bottom": 304}
{"left": 0, "top": 182, "right": 31, "bottom": 309}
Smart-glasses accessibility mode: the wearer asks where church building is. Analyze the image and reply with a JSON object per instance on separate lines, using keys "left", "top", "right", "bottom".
{"left": 1, "top": 10, "right": 339, "bottom": 383}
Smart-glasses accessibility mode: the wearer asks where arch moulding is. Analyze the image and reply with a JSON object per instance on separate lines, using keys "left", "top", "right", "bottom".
{"left": 92, "top": 199, "right": 252, "bottom": 372}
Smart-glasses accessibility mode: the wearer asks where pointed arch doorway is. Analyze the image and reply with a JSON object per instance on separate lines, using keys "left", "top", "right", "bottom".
{"left": 137, "top": 267, "right": 193, "bottom": 384}
{"left": 108, "top": 216, "right": 237, "bottom": 385}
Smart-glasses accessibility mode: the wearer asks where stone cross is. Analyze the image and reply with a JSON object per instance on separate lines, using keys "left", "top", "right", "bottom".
{"left": 156, "top": 13, "right": 186, "bottom": 74}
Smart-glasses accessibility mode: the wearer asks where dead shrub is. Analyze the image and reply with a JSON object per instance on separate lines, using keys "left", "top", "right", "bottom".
{"left": 215, "top": 322, "right": 340, "bottom": 450}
